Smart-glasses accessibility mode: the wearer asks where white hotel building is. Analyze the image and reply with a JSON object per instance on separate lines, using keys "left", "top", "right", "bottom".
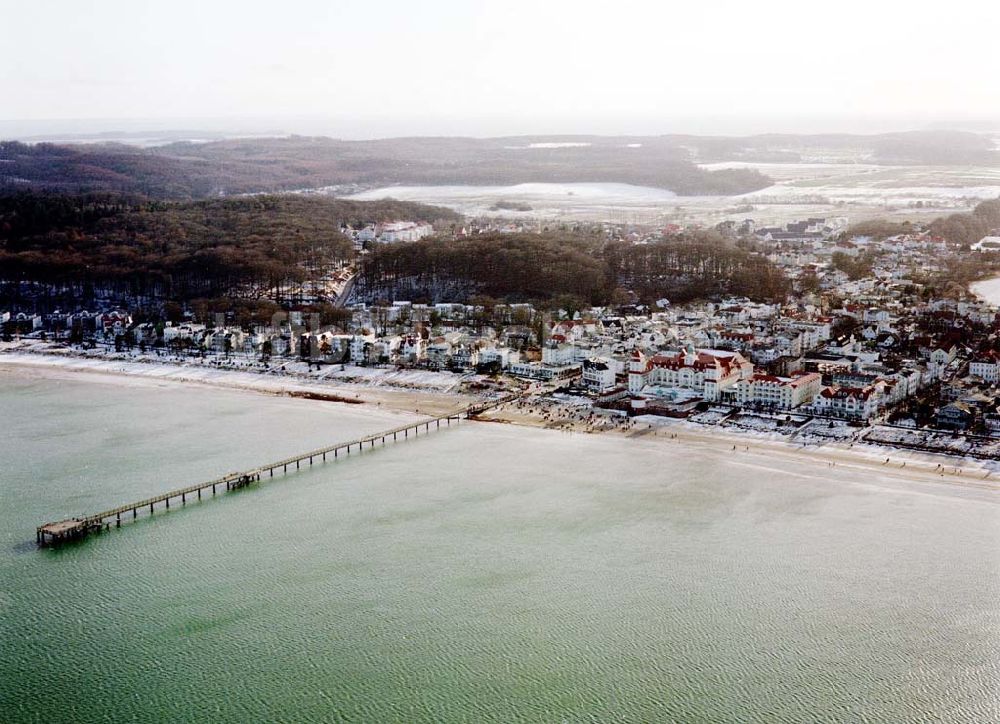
{"left": 628, "top": 345, "right": 753, "bottom": 402}
{"left": 734, "top": 372, "right": 823, "bottom": 409}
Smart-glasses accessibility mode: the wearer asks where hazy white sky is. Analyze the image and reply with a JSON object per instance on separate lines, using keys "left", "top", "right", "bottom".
{"left": 2, "top": 0, "right": 998, "bottom": 136}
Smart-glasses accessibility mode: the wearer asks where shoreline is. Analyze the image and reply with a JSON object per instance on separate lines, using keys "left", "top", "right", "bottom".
{"left": 478, "top": 401, "right": 1000, "bottom": 494}
{"left": 3, "top": 349, "right": 999, "bottom": 496}
{"left": 0, "top": 349, "right": 474, "bottom": 417}
{"left": 969, "top": 274, "right": 1000, "bottom": 306}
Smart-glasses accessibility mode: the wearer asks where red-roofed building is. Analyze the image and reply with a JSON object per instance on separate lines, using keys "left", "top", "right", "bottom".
{"left": 813, "top": 385, "right": 883, "bottom": 420}
{"left": 628, "top": 344, "right": 752, "bottom": 402}
{"left": 735, "top": 371, "right": 822, "bottom": 409}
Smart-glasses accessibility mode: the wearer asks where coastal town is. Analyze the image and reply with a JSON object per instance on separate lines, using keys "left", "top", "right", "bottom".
{"left": 6, "top": 3, "right": 1000, "bottom": 719}
{"left": 6, "top": 209, "right": 1000, "bottom": 462}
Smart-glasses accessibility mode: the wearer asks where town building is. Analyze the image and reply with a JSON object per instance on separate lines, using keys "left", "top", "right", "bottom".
{"left": 734, "top": 371, "right": 822, "bottom": 409}
{"left": 628, "top": 345, "right": 752, "bottom": 402}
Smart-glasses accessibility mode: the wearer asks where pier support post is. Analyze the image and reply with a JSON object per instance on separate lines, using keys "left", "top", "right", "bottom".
{"left": 166, "top": 497, "right": 169, "bottom": 509}
{"left": 198, "top": 489, "right": 201, "bottom": 501}
{"left": 116, "top": 513, "right": 120, "bottom": 528}
{"left": 182, "top": 493, "right": 185, "bottom": 505}
{"left": 133, "top": 508, "right": 137, "bottom": 519}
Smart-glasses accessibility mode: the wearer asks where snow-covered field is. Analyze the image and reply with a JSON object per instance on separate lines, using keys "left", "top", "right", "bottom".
{"left": 687, "top": 407, "right": 733, "bottom": 425}
{"left": 866, "top": 426, "right": 1000, "bottom": 459}
{"left": 698, "top": 162, "right": 889, "bottom": 179}
{"left": 723, "top": 412, "right": 809, "bottom": 433}
{"left": 338, "top": 163, "right": 1000, "bottom": 225}
{"left": 345, "top": 182, "right": 678, "bottom": 219}
{"left": 798, "top": 419, "right": 858, "bottom": 441}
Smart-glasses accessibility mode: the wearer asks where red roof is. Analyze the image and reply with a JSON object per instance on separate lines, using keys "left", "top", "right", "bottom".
{"left": 749, "top": 371, "right": 819, "bottom": 388}
{"left": 821, "top": 385, "right": 875, "bottom": 401}
{"left": 644, "top": 350, "right": 740, "bottom": 375}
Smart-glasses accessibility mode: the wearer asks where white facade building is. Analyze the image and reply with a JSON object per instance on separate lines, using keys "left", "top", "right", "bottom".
{"left": 969, "top": 353, "right": 1000, "bottom": 383}
{"left": 734, "top": 372, "right": 822, "bottom": 409}
{"left": 377, "top": 222, "right": 434, "bottom": 243}
{"left": 582, "top": 357, "right": 617, "bottom": 393}
{"left": 813, "top": 385, "right": 882, "bottom": 420}
{"left": 628, "top": 345, "right": 753, "bottom": 402}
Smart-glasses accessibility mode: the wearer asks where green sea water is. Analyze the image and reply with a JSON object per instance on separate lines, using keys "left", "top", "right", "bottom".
{"left": 2, "top": 369, "right": 999, "bottom": 723}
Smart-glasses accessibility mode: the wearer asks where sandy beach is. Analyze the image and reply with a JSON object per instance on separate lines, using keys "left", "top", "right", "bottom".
{"left": 4, "top": 348, "right": 999, "bottom": 499}
{"left": 0, "top": 349, "right": 476, "bottom": 418}
{"left": 479, "top": 398, "right": 1000, "bottom": 496}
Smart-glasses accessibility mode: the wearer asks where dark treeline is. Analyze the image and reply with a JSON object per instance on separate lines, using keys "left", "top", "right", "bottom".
{"left": 358, "top": 234, "right": 608, "bottom": 303}
{"left": 0, "top": 141, "right": 210, "bottom": 198}
{"left": 830, "top": 251, "right": 876, "bottom": 280}
{"left": 843, "top": 219, "right": 917, "bottom": 240}
{"left": 358, "top": 232, "right": 789, "bottom": 306}
{"left": 929, "top": 198, "right": 1000, "bottom": 247}
{"left": 0, "top": 192, "right": 458, "bottom": 303}
{"left": 603, "top": 234, "right": 790, "bottom": 303}
{"left": 844, "top": 198, "right": 1000, "bottom": 246}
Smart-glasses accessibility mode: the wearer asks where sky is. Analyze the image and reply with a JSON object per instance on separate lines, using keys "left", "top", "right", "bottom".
{"left": 2, "top": 0, "right": 999, "bottom": 138}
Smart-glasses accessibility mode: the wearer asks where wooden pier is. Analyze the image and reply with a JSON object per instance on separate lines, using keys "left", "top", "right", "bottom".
{"left": 37, "top": 395, "right": 516, "bottom": 547}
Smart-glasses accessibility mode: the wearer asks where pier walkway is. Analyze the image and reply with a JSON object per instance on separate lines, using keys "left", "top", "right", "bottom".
{"left": 37, "top": 394, "right": 516, "bottom": 546}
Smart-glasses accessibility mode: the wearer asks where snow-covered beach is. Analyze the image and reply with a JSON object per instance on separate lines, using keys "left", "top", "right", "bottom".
{"left": 0, "top": 344, "right": 476, "bottom": 417}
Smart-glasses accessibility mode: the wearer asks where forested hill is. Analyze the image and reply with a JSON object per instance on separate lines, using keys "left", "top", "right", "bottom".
{"left": 928, "top": 198, "right": 1000, "bottom": 247}
{"left": 0, "top": 193, "right": 458, "bottom": 301}
{"left": 844, "top": 197, "right": 1000, "bottom": 246}
{"left": 5, "top": 129, "right": 995, "bottom": 200}
{"left": 0, "top": 137, "right": 771, "bottom": 199}
{"left": 356, "top": 232, "right": 789, "bottom": 306}
{"left": 1, "top": 191, "right": 787, "bottom": 308}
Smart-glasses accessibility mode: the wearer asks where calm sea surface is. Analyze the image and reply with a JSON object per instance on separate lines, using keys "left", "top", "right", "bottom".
{"left": 970, "top": 276, "right": 1000, "bottom": 307}
{"left": 2, "top": 370, "right": 999, "bottom": 723}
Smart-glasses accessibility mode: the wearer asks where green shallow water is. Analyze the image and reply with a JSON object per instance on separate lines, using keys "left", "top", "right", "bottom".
{"left": 2, "top": 370, "right": 1000, "bottom": 723}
